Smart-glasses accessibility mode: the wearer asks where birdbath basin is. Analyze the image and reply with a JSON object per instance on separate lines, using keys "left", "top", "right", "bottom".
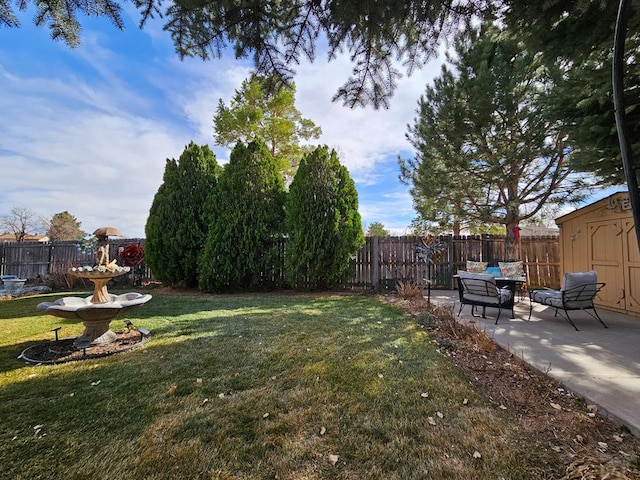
{"left": 37, "top": 268, "right": 151, "bottom": 347}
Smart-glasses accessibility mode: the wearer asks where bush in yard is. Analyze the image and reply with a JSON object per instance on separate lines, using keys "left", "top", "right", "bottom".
{"left": 285, "top": 146, "right": 364, "bottom": 290}
{"left": 199, "top": 140, "right": 286, "bottom": 292}
{"left": 145, "top": 142, "right": 221, "bottom": 287}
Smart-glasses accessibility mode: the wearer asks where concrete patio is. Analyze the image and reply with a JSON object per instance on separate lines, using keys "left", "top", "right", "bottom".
{"left": 429, "top": 289, "right": 640, "bottom": 437}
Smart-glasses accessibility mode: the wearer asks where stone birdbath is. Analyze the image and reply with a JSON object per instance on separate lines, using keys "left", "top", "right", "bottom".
{"left": 37, "top": 227, "right": 151, "bottom": 348}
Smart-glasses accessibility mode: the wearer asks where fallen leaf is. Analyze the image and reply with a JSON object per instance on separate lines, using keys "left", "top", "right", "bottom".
{"left": 473, "top": 451, "right": 482, "bottom": 459}
{"left": 218, "top": 393, "right": 225, "bottom": 399}
{"left": 436, "top": 411, "right": 444, "bottom": 419}
{"left": 598, "top": 441, "right": 608, "bottom": 452}
{"left": 263, "top": 412, "right": 270, "bottom": 418}
{"left": 463, "top": 398, "right": 469, "bottom": 405}
{"left": 428, "top": 417, "right": 437, "bottom": 426}
{"left": 377, "top": 373, "right": 384, "bottom": 379}
{"left": 550, "top": 402, "right": 562, "bottom": 410}
{"left": 199, "top": 398, "right": 209, "bottom": 407}
{"left": 421, "top": 392, "right": 429, "bottom": 398}
{"left": 613, "top": 434, "right": 624, "bottom": 442}
{"left": 320, "top": 426, "right": 326, "bottom": 436}
{"left": 90, "top": 380, "right": 100, "bottom": 386}
{"left": 196, "top": 378, "right": 203, "bottom": 384}
{"left": 328, "top": 454, "right": 339, "bottom": 466}
{"left": 168, "top": 385, "right": 177, "bottom": 395}
{"left": 499, "top": 404, "right": 507, "bottom": 410}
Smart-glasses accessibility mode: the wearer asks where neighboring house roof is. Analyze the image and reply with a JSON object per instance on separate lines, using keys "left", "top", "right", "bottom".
{"left": 0, "top": 233, "right": 49, "bottom": 243}
{"left": 519, "top": 226, "right": 559, "bottom": 237}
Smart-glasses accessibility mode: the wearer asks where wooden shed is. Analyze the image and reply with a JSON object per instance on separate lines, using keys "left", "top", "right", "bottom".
{"left": 555, "top": 191, "right": 640, "bottom": 316}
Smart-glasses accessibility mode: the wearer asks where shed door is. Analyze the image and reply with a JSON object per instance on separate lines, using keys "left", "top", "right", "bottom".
{"left": 588, "top": 220, "right": 626, "bottom": 310}
{"left": 622, "top": 219, "right": 640, "bottom": 314}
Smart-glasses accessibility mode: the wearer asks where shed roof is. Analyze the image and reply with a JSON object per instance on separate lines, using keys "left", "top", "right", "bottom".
{"left": 555, "top": 190, "right": 630, "bottom": 225}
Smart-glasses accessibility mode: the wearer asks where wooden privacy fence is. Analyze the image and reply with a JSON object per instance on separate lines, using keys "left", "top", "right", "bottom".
{"left": 0, "top": 239, "right": 151, "bottom": 286}
{"left": 342, "top": 235, "right": 561, "bottom": 291}
{"left": 0, "top": 235, "right": 560, "bottom": 290}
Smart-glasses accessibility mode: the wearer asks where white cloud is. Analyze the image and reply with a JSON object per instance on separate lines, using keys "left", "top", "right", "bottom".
{"left": 0, "top": 23, "right": 444, "bottom": 238}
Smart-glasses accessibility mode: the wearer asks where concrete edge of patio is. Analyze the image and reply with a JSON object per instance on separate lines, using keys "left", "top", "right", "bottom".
{"left": 428, "top": 290, "right": 640, "bottom": 438}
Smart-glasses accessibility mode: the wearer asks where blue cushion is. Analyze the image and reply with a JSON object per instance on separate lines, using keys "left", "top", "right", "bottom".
{"left": 485, "top": 267, "right": 502, "bottom": 277}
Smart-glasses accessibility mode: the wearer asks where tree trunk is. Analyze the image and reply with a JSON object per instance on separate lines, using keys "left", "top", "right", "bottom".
{"left": 453, "top": 219, "right": 461, "bottom": 237}
{"left": 504, "top": 222, "right": 518, "bottom": 260}
{"left": 504, "top": 191, "right": 521, "bottom": 260}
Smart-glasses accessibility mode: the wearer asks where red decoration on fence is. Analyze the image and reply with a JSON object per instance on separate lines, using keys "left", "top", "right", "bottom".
{"left": 119, "top": 244, "right": 145, "bottom": 267}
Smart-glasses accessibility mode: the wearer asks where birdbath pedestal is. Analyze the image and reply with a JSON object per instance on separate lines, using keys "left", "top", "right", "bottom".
{"left": 38, "top": 267, "right": 151, "bottom": 348}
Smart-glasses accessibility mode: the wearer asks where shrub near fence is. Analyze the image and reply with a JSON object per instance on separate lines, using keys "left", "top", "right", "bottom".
{"left": 0, "top": 235, "right": 560, "bottom": 291}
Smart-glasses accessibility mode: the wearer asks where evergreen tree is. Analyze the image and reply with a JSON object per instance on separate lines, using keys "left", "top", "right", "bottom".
{"left": 213, "top": 76, "right": 321, "bottom": 180}
{"left": 504, "top": 1, "right": 640, "bottom": 185}
{"left": 5, "top": 1, "right": 636, "bottom": 109}
{"left": 285, "top": 146, "right": 364, "bottom": 290}
{"left": 3, "top": 0, "right": 480, "bottom": 107}
{"left": 199, "top": 140, "right": 286, "bottom": 292}
{"left": 366, "top": 222, "right": 390, "bottom": 237}
{"left": 145, "top": 142, "right": 220, "bottom": 287}
{"left": 46, "top": 211, "right": 86, "bottom": 241}
{"left": 399, "top": 22, "right": 588, "bottom": 259}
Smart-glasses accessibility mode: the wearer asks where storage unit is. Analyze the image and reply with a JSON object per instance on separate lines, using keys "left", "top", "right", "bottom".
{"left": 556, "top": 191, "right": 640, "bottom": 316}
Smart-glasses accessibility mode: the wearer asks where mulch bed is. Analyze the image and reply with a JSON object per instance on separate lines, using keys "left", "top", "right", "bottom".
{"left": 19, "top": 329, "right": 150, "bottom": 364}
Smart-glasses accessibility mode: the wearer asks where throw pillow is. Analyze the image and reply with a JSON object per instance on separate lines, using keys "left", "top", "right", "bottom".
{"left": 466, "top": 260, "right": 488, "bottom": 274}
{"left": 498, "top": 261, "right": 524, "bottom": 278}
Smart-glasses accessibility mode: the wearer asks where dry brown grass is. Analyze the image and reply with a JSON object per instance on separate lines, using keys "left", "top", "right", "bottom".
{"left": 395, "top": 280, "right": 426, "bottom": 299}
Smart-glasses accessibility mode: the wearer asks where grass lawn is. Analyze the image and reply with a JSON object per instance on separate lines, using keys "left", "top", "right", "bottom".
{"left": 1, "top": 290, "right": 553, "bottom": 479}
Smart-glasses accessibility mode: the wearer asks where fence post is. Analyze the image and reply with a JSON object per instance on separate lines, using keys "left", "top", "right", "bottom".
{"left": 371, "top": 236, "right": 380, "bottom": 292}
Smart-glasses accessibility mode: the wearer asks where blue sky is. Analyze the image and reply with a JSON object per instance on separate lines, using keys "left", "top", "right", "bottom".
{"left": 1, "top": 10, "right": 626, "bottom": 240}
{"left": 0, "top": 9, "right": 445, "bottom": 238}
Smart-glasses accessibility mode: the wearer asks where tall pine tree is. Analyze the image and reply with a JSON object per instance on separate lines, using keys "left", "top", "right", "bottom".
{"left": 400, "top": 22, "right": 588, "bottom": 259}
{"left": 145, "top": 142, "right": 220, "bottom": 287}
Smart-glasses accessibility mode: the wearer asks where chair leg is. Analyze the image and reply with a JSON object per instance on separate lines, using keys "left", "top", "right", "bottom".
{"left": 495, "top": 306, "right": 502, "bottom": 324}
{"left": 558, "top": 310, "right": 579, "bottom": 331}
{"left": 457, "top": 303, "right": 464, "bottom": 317}
{"left": 585, "top": 307, "right": 608, "bottom": 328}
